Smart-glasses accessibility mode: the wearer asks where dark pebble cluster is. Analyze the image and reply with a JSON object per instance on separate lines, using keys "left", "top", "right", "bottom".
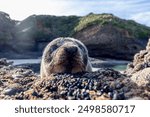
{"left": 15, "top": 68, "right": 135, "bottom": 100}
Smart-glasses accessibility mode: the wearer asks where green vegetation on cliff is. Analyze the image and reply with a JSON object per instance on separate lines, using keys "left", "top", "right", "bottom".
{"left": 34, "top": 15, "right": 80, "bottom": 40}
{"left": 74, "top": 13, "right": 150, "bottom": 39}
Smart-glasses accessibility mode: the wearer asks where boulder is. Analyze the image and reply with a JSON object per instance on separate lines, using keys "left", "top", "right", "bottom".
{"left": 0, "top": 58, "right": 13, "bottom": 67}
{"left": 126, "top": 39, "right": 150, "bottom": 91}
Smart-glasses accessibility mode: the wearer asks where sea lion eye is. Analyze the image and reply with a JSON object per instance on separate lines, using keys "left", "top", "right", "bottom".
{"left": 78, "top": 44, "right": 86, "bottom": 53}
{"left": 51, "top": 45, "right": 58, "bottom": 52}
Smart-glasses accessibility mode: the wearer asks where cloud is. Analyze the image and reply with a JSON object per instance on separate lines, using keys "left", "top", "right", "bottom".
{"left": 55, "top": 0, "right": 150, "bottom": 26}
{"left": 0, "top": 0, "right": 73, "bottom": 20}
{"left": 130, "top": 12, "right": 150, "bottom": 26}
{"left": 0, "top": 0, "right": 150, "bottom": 26}
{"left": 62, "top": 0, "right": 150, "bottom": 15}
{"left": 68, "top": 0, "right": 150, "bottom": 26}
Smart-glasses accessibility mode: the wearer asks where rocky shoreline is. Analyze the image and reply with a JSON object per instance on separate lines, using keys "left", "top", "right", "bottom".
{"left": 0, "top": 57, "right": 150, "bottom": 100}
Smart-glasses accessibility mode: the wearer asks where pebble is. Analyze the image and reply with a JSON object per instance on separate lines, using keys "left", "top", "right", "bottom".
{"left": 0, "top": 80, "right": 3, "bottom": 85}
{"left": 22, "top": 70, "right": 33, "bottom": 77}
{"left": 0, "top": 58, "right": 13, "bottom": 66}
{"left": 18, "top": 69, "right": 131, "bottom": 100}
{"left": 108, "top": 92, "right": 113, "bottom": 98}
{"left": 112, "top": 92, "right": 118, "bottom": 100}
{"left": 12, "top": 74, "right": 24, "bottom": 79}
{"left": 3, "top": 88, "right": 23, "bottom": 96}
{"left": 116, "top": 84, "right": 123, "bottom": 89}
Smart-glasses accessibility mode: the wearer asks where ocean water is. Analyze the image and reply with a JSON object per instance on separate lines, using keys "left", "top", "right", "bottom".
{"left": 9, "top": 59, "right": 41, "bottom": 65}
{"left": 112, "top": 65, "right": 127, "bottom": 71}
{"left": 8, "top": 59, "right": 127, "bottom": 72}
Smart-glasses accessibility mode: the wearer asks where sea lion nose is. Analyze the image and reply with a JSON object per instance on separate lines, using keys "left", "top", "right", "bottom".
{"left": 65, "top": 46, "right": 78, "bottom": 54}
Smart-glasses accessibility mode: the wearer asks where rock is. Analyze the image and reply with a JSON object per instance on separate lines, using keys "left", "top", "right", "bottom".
{"left": 128, "top": 97, "right": 144, "bottom": 100}
{"left": 0, "top": 58, "right": 7, "bottom": 65}
{"left": 3, "top": 83, "right": 23, "bottom": 96}
{"left": 12, "top": 74, "right": 24, "bottom": 79}
{"left": 126, "top": 39, "right": 150, "bottom": 76}
{"left": 22, "top": 70, "right": 33, "bottom": 77}
{"left": 12, "top": 68, "right": 35, "bottom": 78}
{"left": 0, "top": 79, "right": 3, "bottom": 85}
{"left": 131, "top": 68, "right": 150, "bottom": 87}
{"left": 0, "top": 58, "right": 13, "bottom": 66}
{"left": 15, "top": 63, "right": 40, "bottom": 73}
{"left": 0, "top": 64, "right": 38, "bottom": 99}
{"left": 3, "top": 88, "right": 22, "bottom": 96}
{"left": 126, "top": 39, "right": 150, "bottom": 95}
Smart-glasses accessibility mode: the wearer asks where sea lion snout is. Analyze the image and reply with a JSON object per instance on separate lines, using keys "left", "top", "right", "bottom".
{"left": 64, "top": 46, "right": 78, "bottom": 55}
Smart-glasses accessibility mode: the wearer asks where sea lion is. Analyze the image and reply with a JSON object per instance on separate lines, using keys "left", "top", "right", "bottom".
{"left": 40, "top": 37, "right": 92, "bottom": 78}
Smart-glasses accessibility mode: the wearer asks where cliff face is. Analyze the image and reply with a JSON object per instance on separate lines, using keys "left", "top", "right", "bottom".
{"left": 74, "top": 24, "right": 145, "bottom": 60}
{"left": 0, "top": 12, "right": 150, "bottom": 59}
{"left": 73, "top": 13, "right": 150, "bottom": 60}
{"left": 14, "top": 15, "right": 79, "bottom": 52}
{"left": 0, "top": 12, "right": 16, "bottom": 52}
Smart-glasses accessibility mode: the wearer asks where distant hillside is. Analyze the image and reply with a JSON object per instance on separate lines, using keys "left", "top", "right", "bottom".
{"left": 74, "top": 13, "right": 150, "bottom": 39}
{"left": 15, "top": 15, "right": 80, "bottom": 42}
{"left": 0, "top": 11, "right": 150, "bottom": 59}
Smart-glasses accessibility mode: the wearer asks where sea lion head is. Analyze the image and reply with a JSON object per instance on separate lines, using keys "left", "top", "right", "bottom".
{"left": 41, "top": 37, "right": 92, "bottom": 76}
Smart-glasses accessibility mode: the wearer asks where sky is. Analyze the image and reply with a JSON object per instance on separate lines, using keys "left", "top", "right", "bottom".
{"left": 0, "top": 0, "right": 150, "bottom": 26}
